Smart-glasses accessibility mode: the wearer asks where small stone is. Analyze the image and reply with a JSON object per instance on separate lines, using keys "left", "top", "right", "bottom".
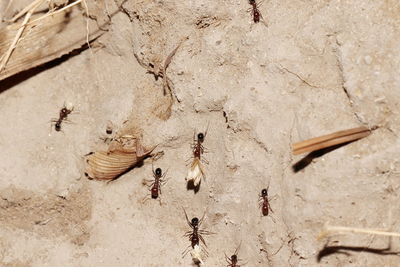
{"left": 364, "top": 55, "right": 372, "bottom": 65}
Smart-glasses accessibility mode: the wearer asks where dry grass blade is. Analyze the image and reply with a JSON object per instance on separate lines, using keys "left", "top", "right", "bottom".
{"left": 292, "top": 126, "right": 371, "bottom": 155}
{"left": 317, "top": 223, "right": 400, "bottom": 241}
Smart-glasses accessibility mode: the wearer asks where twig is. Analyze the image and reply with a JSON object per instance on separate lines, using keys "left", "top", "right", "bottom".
{"left": 280, "top": 65, "right": 319, "bottom": 88}
{"left": 318, "top": 223, "right": 400, "bottom": 241}
{"left": 292, "top": 126, "right": 372, "bottom": 155}
{"left": 162, "top": 36, "right": 188, "bottom": 95}
{"left": 27, "top": 0, "right": 83, "bottom": 26}
{"left": 133, "top": 36, "right": 188, "bottom": 100}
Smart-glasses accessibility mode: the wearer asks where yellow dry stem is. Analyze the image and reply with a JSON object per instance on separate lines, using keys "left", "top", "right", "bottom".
{"left": 317, "top": 223, "right": 400, "bottom": 240}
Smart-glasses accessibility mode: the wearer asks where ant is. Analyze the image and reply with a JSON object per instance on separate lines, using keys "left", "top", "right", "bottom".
{"left": 259, "top": 187, "right": 273, "bottom": 217}
{"left": 142, "top": 166, "right": 167, "bottom": 203}
{"left": 248, "top": 0, "right": 265, "bottom": 24}
{"left": 51, "top": 105, "right": 73, "bottom": 131}
{"left": 225, "top": 243, "right": 244, "bottom": 267}
{"left": 189, "top": 126, "right": 209, "bottom": 164}
{"left": 182, "top": 208, "right": 213, "bottom": 258}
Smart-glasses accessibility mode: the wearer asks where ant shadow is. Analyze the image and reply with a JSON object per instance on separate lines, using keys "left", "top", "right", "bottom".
{"left": 186, "top": 180, "right": 201, "bottom": 193}
{"left": 292, "top": 141, "right": 355, "bottom": 173}
{"left": 317, "top": 243, "right": 400, "bottom": 262}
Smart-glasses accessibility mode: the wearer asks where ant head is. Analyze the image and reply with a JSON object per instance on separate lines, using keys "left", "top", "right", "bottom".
{"left": 55, "top": 122, "right": 61, "bottom": 131}
{"left": 155, "top": 168, "right": 162, "bottom": 176}
{"left": 231, "top": 254, "right": 238, "bottom": 261}
{"left": 249, "top": 0, "right": 255, "bottom": 3}
{"left": 197, "top": 133, "right": 204, "bottom": 142}
{"left": 191, "top": 217, "right": 199, "bottom": 226}
{"left": 261, "top": 188, "right": 268, "bottom": 196}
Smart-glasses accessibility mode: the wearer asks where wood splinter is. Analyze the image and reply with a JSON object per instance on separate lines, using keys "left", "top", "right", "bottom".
{"left": 292, "top": 126, "right": 373, "bottom": 155}
{"left": 317, "top": 222, "right": 400, "bottom": 241}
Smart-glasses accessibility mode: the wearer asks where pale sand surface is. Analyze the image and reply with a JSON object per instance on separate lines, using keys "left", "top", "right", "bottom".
{"left": 0, "top": 0, "right": 400, "bottom": 266}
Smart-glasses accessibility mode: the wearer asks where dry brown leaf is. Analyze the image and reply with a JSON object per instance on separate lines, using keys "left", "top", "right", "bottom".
{"left": 85, "top": 136, "right": 155, "bottom": 180}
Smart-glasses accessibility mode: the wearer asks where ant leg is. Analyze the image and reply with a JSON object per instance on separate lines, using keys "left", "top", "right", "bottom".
{"left": 183, "top": 231, "right": 193, "bottom": 237}
{"left": 202, "top": 246, "right": 209, "bottom": 257}
{"left": 201, "top": 157, "right": 209, "bottom": 165}
{"left": 144, "top": 181, "right": 155, "bottom": 188}
{"left": 268, "top": 202, "right": 274, "bottom": 214}
{"left": 259, "top": 11, "right": 268, "bottom": 26}
{"left": 160, "top": 179, "right": 169, "bottom": 190}
{"left": 162, "top": 168, "right": 169, "bottom": 179}
{"left": 199, "top": 235, "right": 207, "bottom": 247}
{"left": 63, "top": 119, "right": 75, "bottom": 125}
{"left": 182, "top": 207, "right": 193, "bottom": 228}
{"left": 234, "top": 241, "right": 242, "bottom": 255}
{"left": 141, "top": 195, "right": 151, "bottom": 204}
{"left": 182, "top": 245, "right": 192, "bottom": 258}
{"left": 198, "top": 211, "right": 207, "bottom": 226}
{"left": 204, "top": 121, "right": 210, "bottom": 138}
{"left": 198, "top": 229, "right": 215, "bottom": 236}
{"left": 185, "top": 156, "right": 194, "bottom": 163}
{"left": 225, "top": 252, "right": 231, "bottom": 264}
{"left": 270, "top": 194, "right": 278, "bottom": 201}
{"left": 185, "top": 158, "right": 194, "bottom": 166}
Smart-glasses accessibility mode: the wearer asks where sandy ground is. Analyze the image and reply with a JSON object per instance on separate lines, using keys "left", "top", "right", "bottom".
{"left": 0, "top": 0, "right": 400, "bottom": 266}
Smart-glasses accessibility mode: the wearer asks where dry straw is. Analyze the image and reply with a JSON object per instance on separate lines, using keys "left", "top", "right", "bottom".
{"left": 0, "top": 0, "right": 90, "bottom": 78}
{"left": 292, "top": 126, "right": 372, "bottom": 155}
{"left": 318, "top": 223, "right": 400, "bottom": 240}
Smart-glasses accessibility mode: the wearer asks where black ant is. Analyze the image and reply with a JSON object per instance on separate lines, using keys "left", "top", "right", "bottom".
{"left": 225, "top": 243, "right": 244, "bottom": 267}
{"left": 142, "top": 166, "right": 167, "bottom": 203}
{"left": 182, "top": 208, "right": 213, "bottom": 258}
{"left": 51, "top": 105, "right": 73, "bottom": 131}
{"left": 248, "top": 0, "right": 265, "bottom": 24}
{"left": 259, "top": 187, "right": 273, "bottom": 216}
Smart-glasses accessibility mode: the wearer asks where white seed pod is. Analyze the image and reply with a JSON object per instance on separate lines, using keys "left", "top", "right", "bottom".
{"left": 85, "top": 137, "right": 154, "bottom": 180}
{"left": 186, "top": 158, "right": 205, "bottom": 187}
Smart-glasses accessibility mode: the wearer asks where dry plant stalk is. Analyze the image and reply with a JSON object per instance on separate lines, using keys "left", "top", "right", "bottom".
{"left": 162, "top": 36, "right": 188, "bottom": 94}
{"left": 85, "top": 135, "right": 155, "bottom": 180}
{"left": 292, "top": 126, "right": 371, "bottom": 155}
{"left": 317, "top": 223, "right": 400, "bottom": 241}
